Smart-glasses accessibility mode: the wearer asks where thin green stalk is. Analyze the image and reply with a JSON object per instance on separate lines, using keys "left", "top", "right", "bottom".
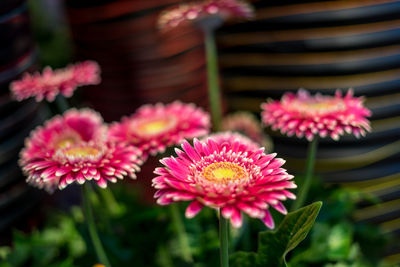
{"left": 204, "top": 29, "right": 223, "bottom": 131}
{"left": 97, "top": 188, "right": 125, "bottom": 216}
{"left": 169, "top": 204, "right": 193, "bottom": 263}
{"left": 291, "top": 137, "right": 319, "bottom": 211}
{"left": 89, "top": 186, "right": 113, "bottom": 234}
{"left": 82, "top": 184, "right": 112, "bottom": 267}
{"left": 219, "top": 209, "right": 229, "bottom": 267}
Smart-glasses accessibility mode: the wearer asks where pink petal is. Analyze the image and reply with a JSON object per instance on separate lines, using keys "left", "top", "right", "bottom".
{"left": 262, "top": 210, "right": 275, "bottom": 229}
{"left": 185, "top": 200, "right": 203, "bottom": 218}
{"left": 230, "top": 209, "right": 243, "bottom": 228}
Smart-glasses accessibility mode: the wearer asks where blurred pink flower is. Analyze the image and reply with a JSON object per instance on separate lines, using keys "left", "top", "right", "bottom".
{"left": 10, "top": 61, "right": 100, "bottom": 102}
{"left": 222, "top": 112, "right": 273, "bottom": 152}
{"left": 158, "top": 0, "right": 254, "bottom": 30}
{"left": 261, "top": 89, "right": 371, "bottom": 141}
{"left": 203, "top": 131, "right": 260, "bottom": 152}
{"left": 109, "top": 101, "right": 210, "bottom": 158}
{"left": 20, "top": 109, "right": 142, "bottom": 192}
{"left": 153, "top": 138, "right": 296, "bottom": 228}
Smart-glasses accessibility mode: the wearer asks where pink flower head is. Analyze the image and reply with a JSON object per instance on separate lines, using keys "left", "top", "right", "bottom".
{"left": 20, "top": 109, "right": 142, "bottom": 193}
{"left": 261, "top": 89, "right": 372, "bottom": 141}
{"left": 109, "top": 101, "right": 211, "bottom": 159}
{"left": 10, "top": 61, "right": 101, "bottom": 102}
{"left": 158, "top": 0, "right": 254, "bottom": 30}
{"left": 153, "top": 138, "right": 296, "bottom": 228}
{"left": 222, "top": 112, "right": 273, "bottom": 152}
{"left": 203, "top": 132, "right": 260, "bottom": 152}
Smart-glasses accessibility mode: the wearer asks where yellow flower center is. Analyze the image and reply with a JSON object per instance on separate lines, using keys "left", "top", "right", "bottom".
{"left": 45, "top": 69, "right": 74, "bottom": 85}
{"left": 55, "top": 137, "right": 78, "bottom": 149}
{"left": 133, "top": 117, "right": 177, "bottom": 137}
{"left": 64, "top": 147, "right": 101, "bottom": 158}
{"left": 291, "top": 99, "right": 345, "bottom": 115}
{"left": 202, "top": 162, "right": 248, "bottom": 183}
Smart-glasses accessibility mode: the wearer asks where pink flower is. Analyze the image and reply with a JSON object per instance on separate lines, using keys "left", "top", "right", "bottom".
{"left": 10, "top": 61, "right": 100, "bottom": 102}
{"left": 153, "top": 138, "right": 296, "bottom": 228}
{"left": 158, "top": 0, "right": 254, "bottom": 30}
{"left": 20, "top": 109, "right": 142, "bottom": 192}
{"left": 261, "top": 89, "right": 372, "bottom": 141}
{"left": 203, "top": 132, "right": 261, "bottom": 152}
{"left": 222, "top": 112, "right": 273, "bottom": 152}
{"left": 109, "top": 101, "right": 210, "bottom": 158}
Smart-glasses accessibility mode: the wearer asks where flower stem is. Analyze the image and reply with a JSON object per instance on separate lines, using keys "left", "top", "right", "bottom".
{"left": 82, "top": 183, "right": 112, "bottom": 267}
{"left": 204, "top": 29, "right": 223, "bottom": 131}
{"left": 291, "top": 137, "right": 319, "bottom": 211}
{"left": 97, "top": 187, "right": 124, "bottom": 216}
{"left": 219, "top": 209, "right": 229, "bottom": 267}
{"left": 169, "top": 204, "right": 193, "bottom": 263}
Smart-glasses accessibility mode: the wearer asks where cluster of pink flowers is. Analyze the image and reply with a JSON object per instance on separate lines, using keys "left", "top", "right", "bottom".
{"left": 8, "top": 0, "right": 378, "bottom": 264}
{"left": 261, "top": 90, "right": 371, "bottom": 141}
{"left": 10, "top": 61, "right": 100, "bottom": 102}
{"left": 20, "top": 101, "right": 211, "bottom": 193}
{"left": 158, "top": 0, "right": 254, "bottom": 30}
{"left": 12, "top": 44, "right": 372, "bottom": 233}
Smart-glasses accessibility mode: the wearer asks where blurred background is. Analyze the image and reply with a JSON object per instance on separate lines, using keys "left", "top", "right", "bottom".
{"left": 1, "top": 0, "right": 400, "bottom": 266}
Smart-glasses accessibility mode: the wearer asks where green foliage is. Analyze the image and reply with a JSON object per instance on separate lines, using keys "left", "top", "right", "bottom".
{"left": 1, "top": 214, "right": 85, "bottom": 267}
{"left": 231, "top": 202, "right": 322, "bottom": 267}
{"left": 286, "top": 184, "right": 390, "bottom": 267}
{"left": 0, "top": 181, "right": 392, "bottom": 267}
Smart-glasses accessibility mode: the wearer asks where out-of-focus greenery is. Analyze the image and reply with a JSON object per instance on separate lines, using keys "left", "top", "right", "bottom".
{"left": 0, "top": 207, "right": 85, "bottom": 267}
{"left": 0, "top": 184, "right": 221, "bottom": 266}
{"left": 28, "top": 0, "right": 73, "bottom": 67}
{"left": 287, "top": 178, "right": 392, "bottom": 267}
{"left": 0, "top": 178, "right": 394, "bottom": 267}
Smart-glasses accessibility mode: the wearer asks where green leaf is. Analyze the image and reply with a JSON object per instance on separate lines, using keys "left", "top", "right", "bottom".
{"left": 231, "top": 202, "right": 322, "bottom": 267}
{"left": 7, "top": 232, "right": 31, "bottom": 266}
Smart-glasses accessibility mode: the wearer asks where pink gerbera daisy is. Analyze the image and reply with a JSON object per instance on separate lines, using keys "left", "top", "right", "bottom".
{"left": 152, "top": 138, "right": 296, "bottom": 228}
{"left": 20, "top": 109, "right": 142, "bottom": 192}
{"left": 158, "top": 0, "right": 254, "bottom": 30}
{"left": 222, "top": 112, "right": 273, "bottom": 152}
{"left": 109, "top": 101, "right": 210, "bottom": 158}
{"left": 10, "top": 61, "right": 100, "bottom": 102}
{"left": 261, "top": 89, "right": 371, "bottom": 141}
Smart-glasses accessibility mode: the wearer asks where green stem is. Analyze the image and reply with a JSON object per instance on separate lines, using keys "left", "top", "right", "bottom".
{"left": 82, "top": 184, "right": 112, "bottom": 267}
{"left": 97, "top": 188, "right": 124, "bottom": 216}
{"left": 291, "top": 137, "right": 319, "bottom": 211}
{"left": 169, "top": 204, "right": 193, "bottom": 263}
{"left": 204, "top": 29, "right": 223, "bottom": 131}
{"left": 219, "top": 209, "right": 229, "bottom": 267}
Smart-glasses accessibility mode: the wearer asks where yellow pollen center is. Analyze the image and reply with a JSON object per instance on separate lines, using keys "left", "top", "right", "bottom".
{"left": 45, "top": 69, "right": 73, "bottom": 85}
{"left": 139, "top": 120, "right": 168, "bottom": 134}
{"left": 134, "top": 117, "right": 177, "bottom": 136}
{"left": 202, "top": 162, "right": 247, "bottom": 182}
{"left": 64, "top": 147, "right": 100, "bottom": 158}
{"left": 55, "top": 137, "right": 77, "bottom": 149}
{"left": 292, "top": 99, "right": 344, "bottom": 115}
